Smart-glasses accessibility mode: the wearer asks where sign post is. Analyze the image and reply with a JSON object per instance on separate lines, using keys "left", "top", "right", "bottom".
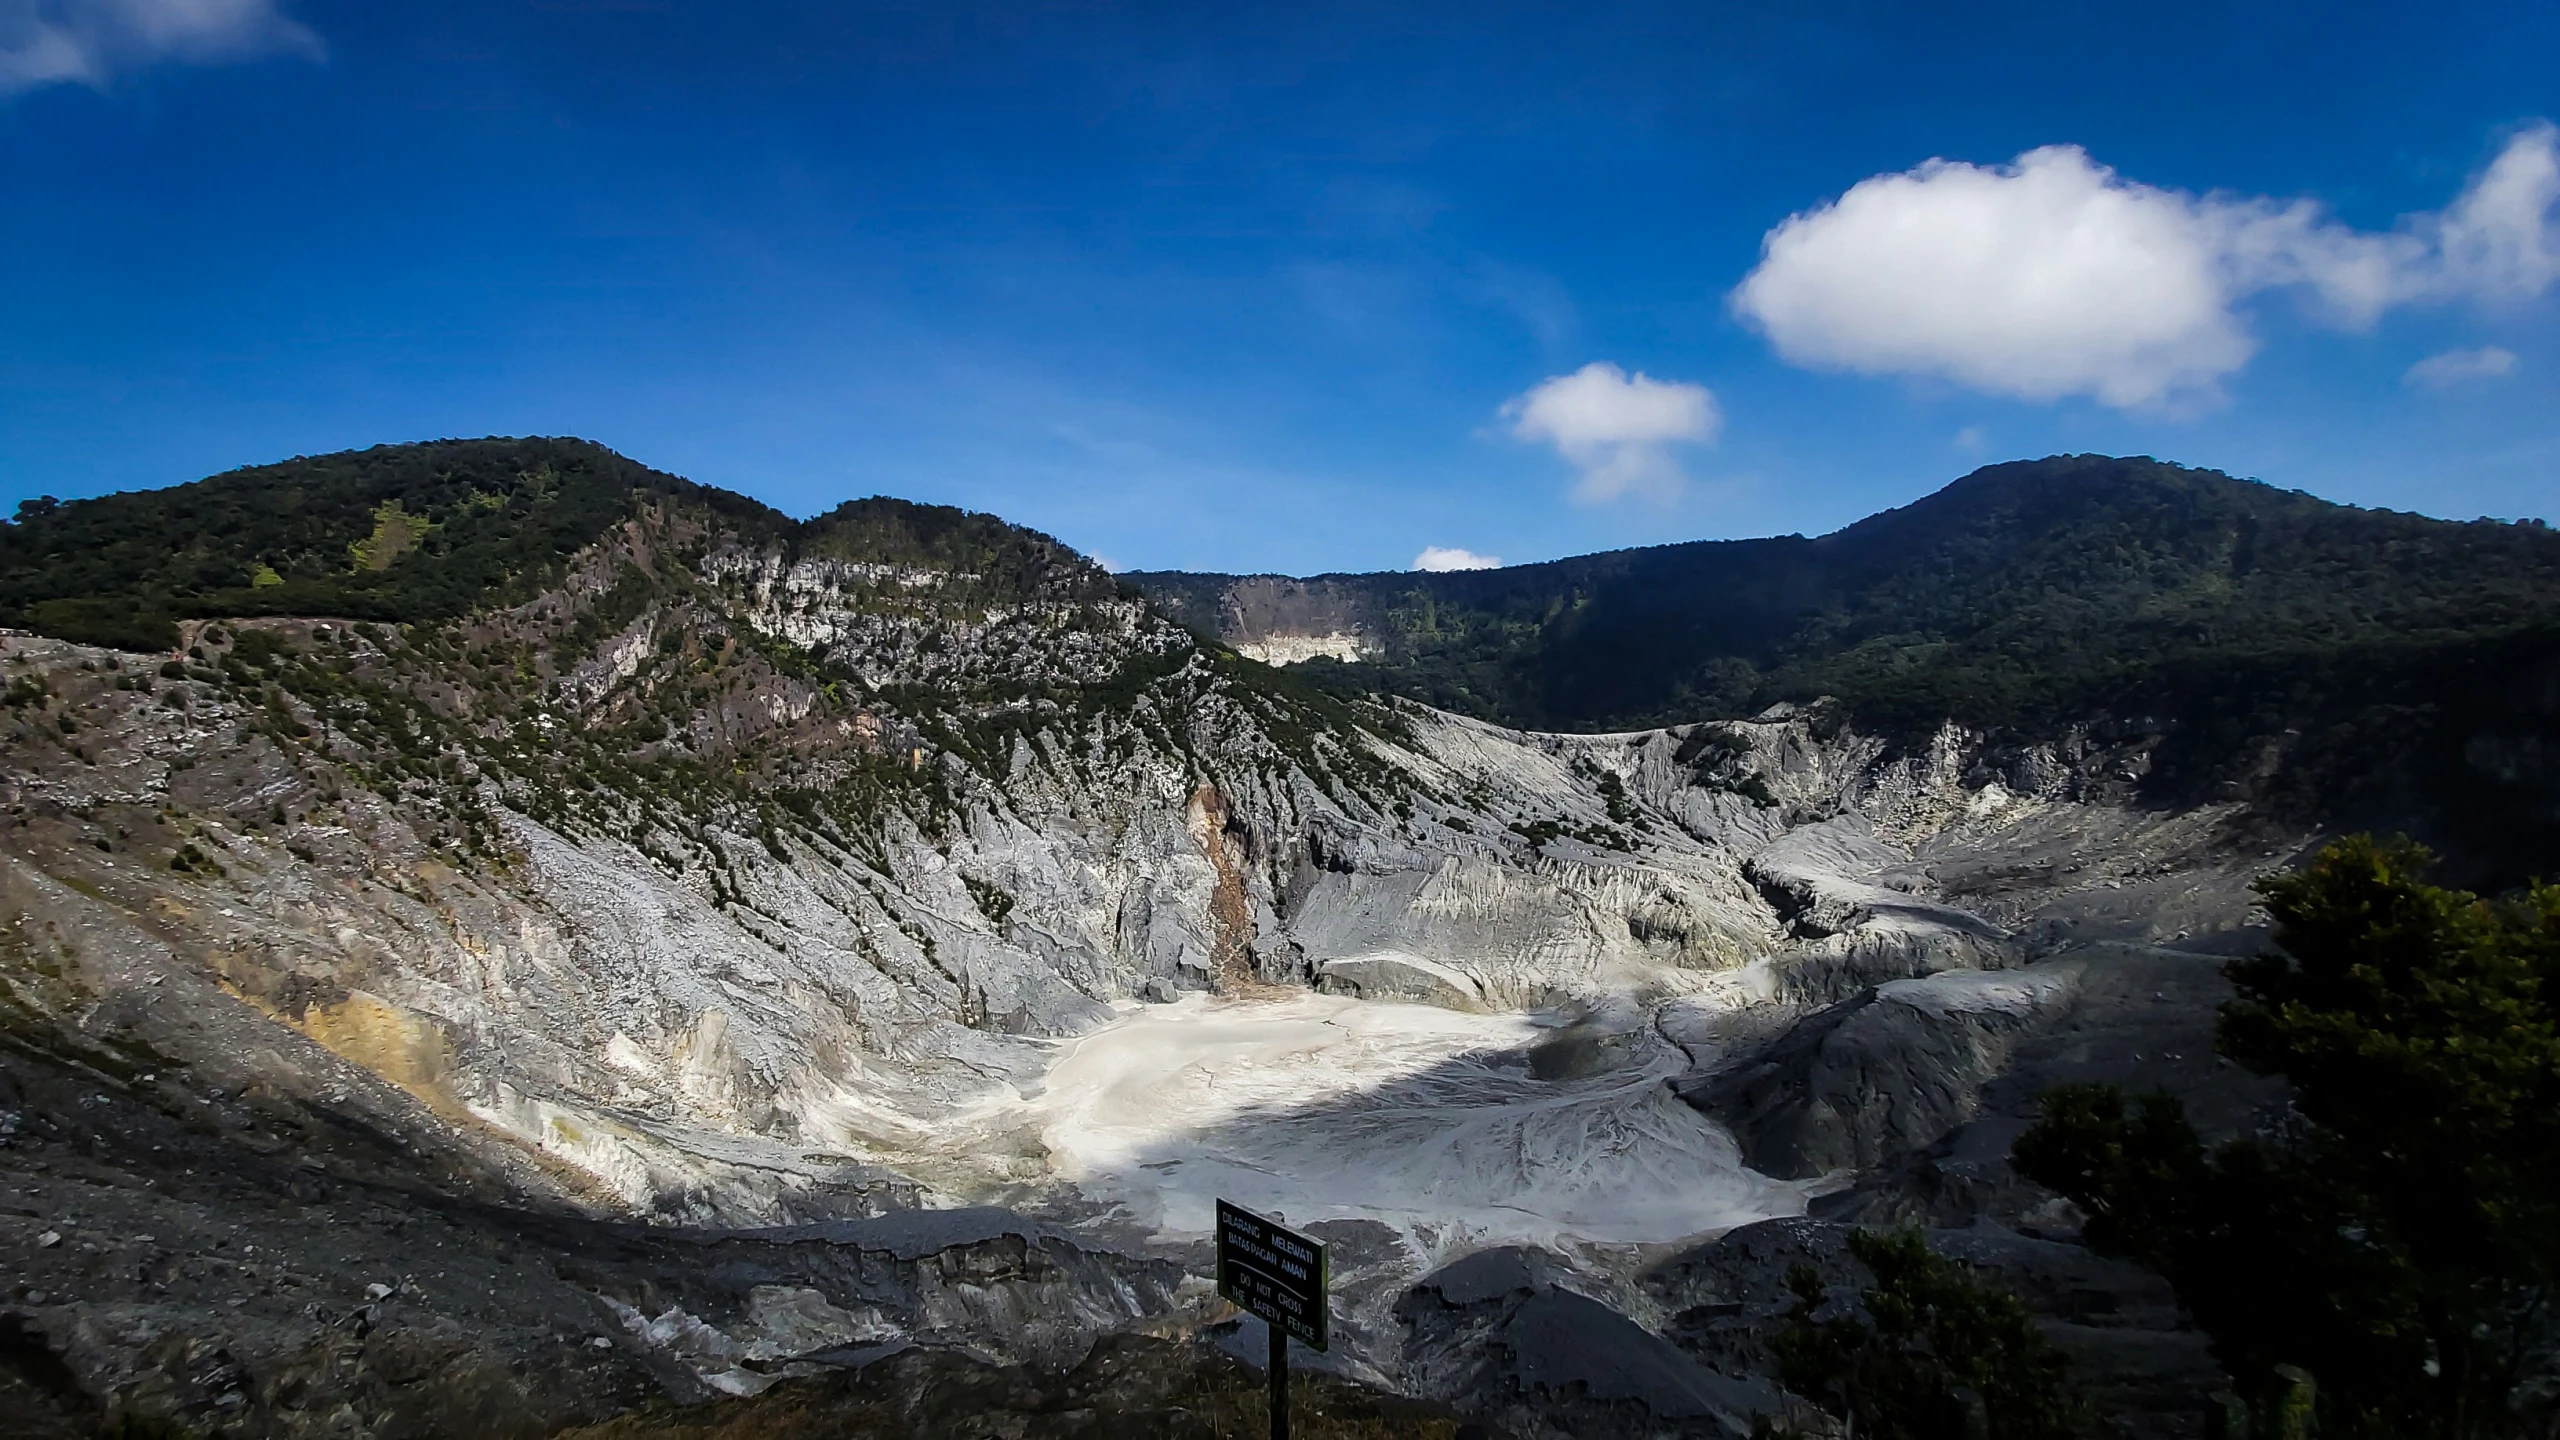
{"left": 1215, "top": 1199, "right": 1329, "bottom": 1440}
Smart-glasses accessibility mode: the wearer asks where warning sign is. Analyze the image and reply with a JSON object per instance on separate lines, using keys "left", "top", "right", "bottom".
{"left": 1215, "top": 1199, "right": 1329, "bottom": 1352}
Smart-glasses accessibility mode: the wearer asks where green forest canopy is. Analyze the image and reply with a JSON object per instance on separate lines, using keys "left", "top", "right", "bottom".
{"left": 1140, "top": 456, "right": 2560, "bottom": 736}
{"left": 0, "top": 438, "right": 1100, "bottom": 653}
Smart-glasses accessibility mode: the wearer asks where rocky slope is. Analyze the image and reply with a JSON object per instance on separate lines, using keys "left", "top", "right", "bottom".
{"left": 1, "top": 439, "right": 2539, "bottom": 1437}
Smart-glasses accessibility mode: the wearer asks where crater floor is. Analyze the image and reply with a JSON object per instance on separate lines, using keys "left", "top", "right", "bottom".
{"left": 1002, "top": 992, "right": 1811, "bottom": 1254}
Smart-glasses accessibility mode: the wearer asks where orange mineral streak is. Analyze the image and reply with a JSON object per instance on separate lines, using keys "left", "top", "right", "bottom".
{"left": 1184, "top": 782, "right": 1267, "bottom": 994}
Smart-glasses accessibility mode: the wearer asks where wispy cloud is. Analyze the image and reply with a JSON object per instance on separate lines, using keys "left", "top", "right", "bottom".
{"left": 1413, "top": 545, "right": 1501, "bottom": 572}
{"left": 1462, "top": 259, "right": 1580, "bottom": 355}
{"left": 2, "top": 0, "right": 321, "bottom": 95}
{"left": 2404, "top": 346, "right": 2519, "bottom": 389}
{"left": 1502, "top": 361, "right": 1721, "bottom": 504}
{"left": 1733, "top": 123, "right": 2560, "bottom": 410}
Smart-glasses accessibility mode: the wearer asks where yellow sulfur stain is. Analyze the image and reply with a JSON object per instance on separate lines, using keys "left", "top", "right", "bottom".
{"left": 292, "top": 989, "right": 469, "bottom": 1122}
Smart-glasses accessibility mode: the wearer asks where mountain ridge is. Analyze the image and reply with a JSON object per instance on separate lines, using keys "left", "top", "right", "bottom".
{"left": 11, "top": 442, "right": 2559, "bottom": 874}
{"left": 0, "top": 437, "right": 1130, "bottom": 655}
{"left": 1136, "top": 454, "right": 2560, "bottom": 731}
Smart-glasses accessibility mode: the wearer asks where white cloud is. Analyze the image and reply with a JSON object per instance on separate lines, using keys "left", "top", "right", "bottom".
{"left": 1732, "top": 124, "right": 2560, "bottom": 409}
{"left": 2, "top": 0, "right": 320, "bottom": 94}
{"left": 2403, "top": 345, "right": 2519, "bottom": 389}
{"left": 1413, "top": 545, "right": 1502, "bottom": 572}
{"left": 2433, "top": 125, "right": 2560, "bottom": 299}
{"left": 1502, "top": 361, "right": 1721, "bottom": 503}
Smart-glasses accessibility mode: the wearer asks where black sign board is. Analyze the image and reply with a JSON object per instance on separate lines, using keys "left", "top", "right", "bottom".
{"left": 1215, "top": 1199, "right": 1329, "bottom": 1352}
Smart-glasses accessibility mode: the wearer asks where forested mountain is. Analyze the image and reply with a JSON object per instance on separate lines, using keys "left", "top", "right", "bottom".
{"left": 1138, "top": 455, "right": 2560, "bottom": 877}
{"left": 0, "top": 438, "right": 1132, "bottom": 655}
{"left": 17, "top": 446, "right": 2552, "bottom": 764}
{"left": 1, "top": 439, "right": 778, "bottom": 652}
{"left": 1139, "top": 456, "right": 2560, "bottom": 732}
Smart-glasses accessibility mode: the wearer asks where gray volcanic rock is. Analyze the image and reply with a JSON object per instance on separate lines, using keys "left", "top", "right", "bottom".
{"left": 1804, "top": 941, "right": 2290, "bottom": 1234}
{"left": 1682, "top": 965, "right": 2079, "bottom": 1179}
{"left": 1397, "top": 1248, "right": 1774, "bottom": 1438}
{"left": 0, "top": 1022, "right": 1198, "bottom": 1436}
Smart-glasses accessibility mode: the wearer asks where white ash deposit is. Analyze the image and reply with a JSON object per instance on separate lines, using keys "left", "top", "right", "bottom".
{"left": 1014, "top": 991, "right": 1813, "bottom": 1250}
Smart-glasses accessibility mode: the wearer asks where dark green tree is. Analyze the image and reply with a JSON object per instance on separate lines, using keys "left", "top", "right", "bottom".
{"left": 2015, "top": 835, "right": 2560, "bottom": 1437}
{"left": 1767, "top": 1226, "right": 2086, "bottom": 1439}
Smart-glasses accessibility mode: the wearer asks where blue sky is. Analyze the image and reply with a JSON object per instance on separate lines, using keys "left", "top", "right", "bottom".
{"left": 4, "top": 1, "right": 2555, "bottom": 574}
